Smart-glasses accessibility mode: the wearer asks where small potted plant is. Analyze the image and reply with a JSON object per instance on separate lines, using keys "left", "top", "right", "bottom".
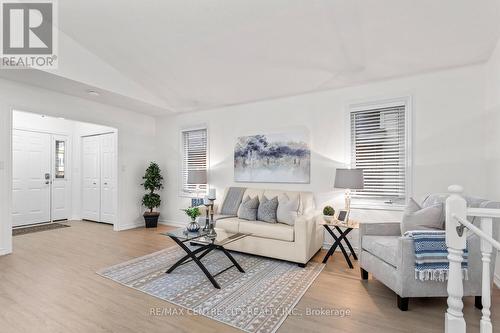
{"left": 141, "top": 162, "right": 164, "bottom": 228}
{"left": 182, "top": 207, "right": 201, "bottom": 232}
{"left": 323, "top": 205, "right": 335, "bottom": 223}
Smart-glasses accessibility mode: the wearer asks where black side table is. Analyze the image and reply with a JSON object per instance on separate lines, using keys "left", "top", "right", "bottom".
{"left": 320, "top": 219, "right": 359, "bottom": 268}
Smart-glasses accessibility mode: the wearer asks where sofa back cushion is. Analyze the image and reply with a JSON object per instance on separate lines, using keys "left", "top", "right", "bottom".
{"left": 261, "top": 189, "right": 315, "bottom": 215}
{"left": 218, "top": 187, "right": 315, "bottom": 218}
{"left": 421, "top": 193, "right": 499, "bottom": 227}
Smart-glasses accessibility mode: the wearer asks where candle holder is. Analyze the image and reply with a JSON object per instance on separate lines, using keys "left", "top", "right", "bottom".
{"left": 206, "top": 198, "right": 217, "bottom": 239}
{"left": 203, "top": 203, "right": 211, "bottom": 231}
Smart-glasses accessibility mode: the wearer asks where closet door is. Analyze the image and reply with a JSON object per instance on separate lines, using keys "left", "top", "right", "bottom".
{"left": 12, "top": 130, "right": 51, "bottom": 226}
{"left": 100, "top": 133, "right": 116, "bottom": 224}
{"left": 81, "top": 136, "right": 101, "bottom": 221}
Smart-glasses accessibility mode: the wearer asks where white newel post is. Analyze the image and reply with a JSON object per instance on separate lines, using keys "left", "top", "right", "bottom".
{"left": 480, "top": 216, "right": 493, "bottom": 333}
{"left": 445, "top": 185, "right": 467, "bottom": 333}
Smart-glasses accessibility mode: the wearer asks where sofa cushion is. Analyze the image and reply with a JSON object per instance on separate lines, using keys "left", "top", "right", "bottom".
{"left": 257, "top": 196, "right": 278, "bottom": 223}
{"left": 362, "top": 235, "right": 400, "bottom": 268}
{"left": 243, "top": 188, "right": 265, "bottom": 201}
{"left": 239, "top": 220, "right": 294, "bottom": 242}
{"left": 401, "top": 198, "right": 443, "bottom": 234}
{"left": 215, "top": 217, "right": 241, "bottom": 233}
{"left": 262, "top": 190, "right": 314, "bottom": 215}
{"left": 213, "top": 214, "right": 237, "bottom": 221}
{"left": 237, "top": 196, "right": 259, "bottom": 221}
{"left": 276, "top": 193, "right": 299, "bottom": 226}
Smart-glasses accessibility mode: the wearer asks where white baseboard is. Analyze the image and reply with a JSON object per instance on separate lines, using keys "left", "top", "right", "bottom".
{"left": 159, "top": 219, "right": 186, "bottom": 228}
{"left": 114, "top": 222, "right": 143, "bottom": 231}
{"left": 0, "top": 247, "right": 12, "bottom": 256}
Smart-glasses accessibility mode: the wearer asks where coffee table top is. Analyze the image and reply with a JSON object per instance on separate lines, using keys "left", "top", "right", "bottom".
{"left": 162, "top": 228, "right": 250, "bottom": 246}
{"left": 163, "top": 228, "right": 209, "bottom": 241}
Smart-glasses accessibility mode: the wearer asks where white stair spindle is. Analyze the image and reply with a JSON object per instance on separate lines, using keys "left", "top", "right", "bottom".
{"left": 480, "top": 217, "right": 493, "bottom": 333}
{"left": 445, "top": 185, "right": 467, "bottom": 333}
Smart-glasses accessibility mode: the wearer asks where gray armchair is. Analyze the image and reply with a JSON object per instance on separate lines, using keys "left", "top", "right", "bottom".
{"left": 359, "top": 194, "right": 499, "bottom": 311}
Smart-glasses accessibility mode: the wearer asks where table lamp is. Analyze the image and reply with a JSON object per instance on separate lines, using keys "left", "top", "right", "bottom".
{"left": 334, "top": 168, "right": 364, "bottom": 211}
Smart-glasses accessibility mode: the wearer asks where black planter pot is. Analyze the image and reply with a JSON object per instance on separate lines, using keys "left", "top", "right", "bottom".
{"left": 144, "top": 213, "right": 160, "bottom": 228}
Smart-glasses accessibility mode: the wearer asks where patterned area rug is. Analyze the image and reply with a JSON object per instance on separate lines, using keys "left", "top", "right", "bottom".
{"left": 98, "top": 246, "right": 324, "bottom": 333}
{"left": 13, "top": 222, "right": 70, "bottom": 236}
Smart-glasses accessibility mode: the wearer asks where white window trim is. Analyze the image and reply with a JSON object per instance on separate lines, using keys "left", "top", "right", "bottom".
{"left": 345, "top": 95, "right": 413, "bottom": 211}
{"left": 178, "top": 125, "right": 209, "bottom": 198}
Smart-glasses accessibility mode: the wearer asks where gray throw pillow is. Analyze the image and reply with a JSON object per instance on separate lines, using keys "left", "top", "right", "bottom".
{"left": 237, "top": 196, "right": 260, "bottom": 221}
{"left": 400, "top": 198, "right": 444, "bottom": 235}
{"left": 257, "top": 196, "right": 278, "bottom": 223}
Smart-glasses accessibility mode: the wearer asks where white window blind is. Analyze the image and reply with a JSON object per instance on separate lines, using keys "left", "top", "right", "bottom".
{"left": 350, "top": 105, "right": 407, "bottom": 206}
{"left": 181, "top": 128, "right": 208, "bottom": 194}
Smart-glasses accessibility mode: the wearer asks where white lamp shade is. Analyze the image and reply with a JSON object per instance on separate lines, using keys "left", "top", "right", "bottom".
{"left": 334, "top": 168, "right": 364, "bottom": 189}
{"left": 187, "top": 169, "right": 207, "bottom": 184}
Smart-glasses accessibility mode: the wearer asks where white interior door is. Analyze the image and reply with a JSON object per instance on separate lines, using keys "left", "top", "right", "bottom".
{"left": 81, "top": 136, "right": 101, "bottom": 221}
{"left": 100, "top": 133, "right": 116, "bottom": 224}
{"left": 12, "top": 130, "right": 51, "bottom": 226}
{"left": 51, "top": 135, "right": 70, "bottom": 221}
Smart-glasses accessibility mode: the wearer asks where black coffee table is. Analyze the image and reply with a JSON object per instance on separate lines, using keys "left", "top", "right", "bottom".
{"left": 162, "top": 228, "right": 249, "bottom": 289}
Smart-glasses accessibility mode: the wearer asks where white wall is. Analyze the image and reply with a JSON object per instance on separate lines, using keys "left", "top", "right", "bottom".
{"left": 0, "top": 78, "right": 157, "bottom": 255}
{"left": 12, "top": 111, "right": 117, "bottom": 221}
{"left": 483, "top": 40, "right": 500, "bottom": 285}
{"left": 0, "top": 109, "right": 12, "bottom": 255}
{"left": 157, "top": 63, "right": 491, "bottom": 224}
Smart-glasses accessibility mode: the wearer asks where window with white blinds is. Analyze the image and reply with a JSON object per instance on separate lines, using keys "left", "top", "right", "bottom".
{"left": 350, "top": 105, "right": 408, "bottom": 207}
{"left": 181, "top": 128, "right": 208, "bottom": 195}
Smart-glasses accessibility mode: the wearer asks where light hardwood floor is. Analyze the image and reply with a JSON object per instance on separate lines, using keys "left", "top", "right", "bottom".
{"left": 0, "top": 220, "right": 498, "bottom": 333}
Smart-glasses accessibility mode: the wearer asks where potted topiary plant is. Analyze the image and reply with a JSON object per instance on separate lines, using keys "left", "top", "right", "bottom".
{"left": 323, "top": 205, "right": 335, "bottom": 223}
{"left": 141, "top": 162, "right": 164, "bottom": 228}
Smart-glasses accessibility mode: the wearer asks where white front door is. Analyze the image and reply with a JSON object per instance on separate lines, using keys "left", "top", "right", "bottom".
{"left": 100, "top": 133, "right": 116, "bottom": 224}
{"left": 12, "top": 130, "right": 51, "bottom": 226}
{"left": 51, "top": 135, "right": 70, "bottom": 221}
{"left": 81, "top": 136, "right": 101, "bottom": 221}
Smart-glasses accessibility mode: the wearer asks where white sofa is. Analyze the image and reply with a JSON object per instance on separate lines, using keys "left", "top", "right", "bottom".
{"left": 202, "top": 187, "right": 324, "bottom": 266}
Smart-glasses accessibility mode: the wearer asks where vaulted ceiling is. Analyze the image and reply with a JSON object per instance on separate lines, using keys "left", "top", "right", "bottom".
{"left": 3, "top": 1, "right": 500, "bottom": 115}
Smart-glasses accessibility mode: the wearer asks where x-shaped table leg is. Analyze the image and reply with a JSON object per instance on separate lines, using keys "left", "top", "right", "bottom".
{"left": 166, "top": 237, "right": 221, "bottom": 289}
{"left": 322, "top": 225, "right": 355, "bottom": 268}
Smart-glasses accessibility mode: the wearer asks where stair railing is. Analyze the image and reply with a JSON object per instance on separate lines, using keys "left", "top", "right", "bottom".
{"left": 445, "top": 185, "right": 500, "bottom": 333}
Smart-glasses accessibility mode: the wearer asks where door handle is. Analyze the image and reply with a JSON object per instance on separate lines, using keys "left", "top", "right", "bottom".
{"left": 45, "top": 181, "right": 50, "bottom": 185}
{"left": 93, "top": 182, "right": 97, "bottom": 185}
{"left": 104, "top": 182, "right": 108, "bottom": 185}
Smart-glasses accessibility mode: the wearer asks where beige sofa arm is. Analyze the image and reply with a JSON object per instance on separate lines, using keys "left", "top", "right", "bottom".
{"left": 294, "top": 213, "right": 324, "bottom": 263}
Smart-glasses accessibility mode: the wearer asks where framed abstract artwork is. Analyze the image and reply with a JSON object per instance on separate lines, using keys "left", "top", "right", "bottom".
{"left": 234, "top": 131, "right": 310, "bottom": 183}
